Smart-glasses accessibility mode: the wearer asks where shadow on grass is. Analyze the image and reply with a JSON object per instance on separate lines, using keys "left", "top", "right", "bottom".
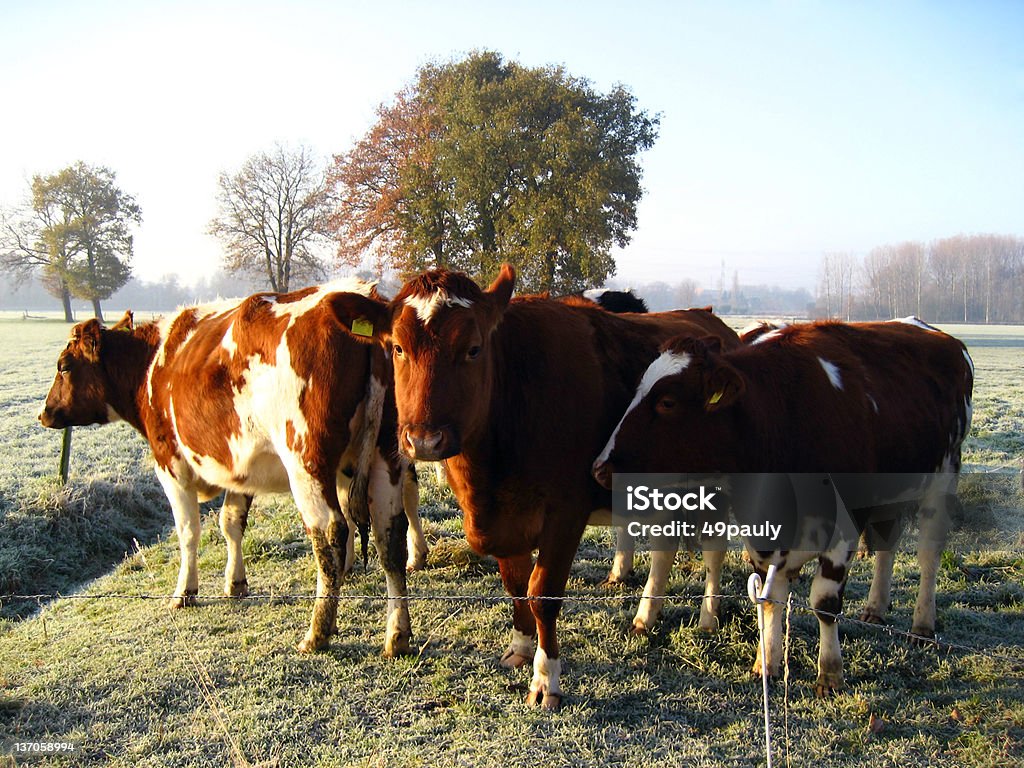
{"left": 0, "top": 475, "right": 194, "bottom": 621}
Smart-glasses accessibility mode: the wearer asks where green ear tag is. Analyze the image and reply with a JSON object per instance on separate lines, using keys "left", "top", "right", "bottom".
{"left": 351, "top": 318, "right": 373, "bottom": 337}
{"left": 707, "top": 390, "right": 724, "bottom": 405}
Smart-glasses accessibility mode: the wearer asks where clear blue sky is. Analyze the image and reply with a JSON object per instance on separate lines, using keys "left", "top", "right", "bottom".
{"left": 2, "top": 0, "right": 1022, "bottom": 291}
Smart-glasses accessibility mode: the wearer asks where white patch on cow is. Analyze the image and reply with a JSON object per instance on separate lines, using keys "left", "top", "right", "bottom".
{"left": 582, "top": 288, "right": 607, "bottom": 301}
{"left": 962, "top": 348, "right": 975, "bottom": 379}
{"left": 817, "top": 357, "right": 843, "bottom": 390}
{"left": 595, "top": 350, "right": 692, "bottom": 465}
{"left": 530, "top": 647, "right": 563, "bottom": 697}
{"left": 510, "top": 628, "right": 535, "bottom": 658}
{"left": 404, "top": 290, "right": 474, "bottom": 325}
{"left": 867, "top": 393, "right": 879, "bottom": 414}
{"left": 739, "top": 320, "right": 786, "bottom": 342}
{"left": 892, "top": 316, "right": 937, "bottom": 332}
{"left": 221, "top": 323, "right": 238, "bottom": 357}
{"left": 271, "top": 277, "right": 376, "bottom": 324}
{"left": 750, "top": 328, "right": 784, "bottom": 345}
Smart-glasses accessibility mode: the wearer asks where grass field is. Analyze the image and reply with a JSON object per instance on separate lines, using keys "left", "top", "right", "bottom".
{"left": 1, "top": 316, "right": 1022, "bottom": 767}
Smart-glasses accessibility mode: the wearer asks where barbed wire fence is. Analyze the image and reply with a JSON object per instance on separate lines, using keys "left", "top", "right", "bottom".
{"left": 3, "top": 570, "right": 1023, "bottom": 767}
{"left": 5, "top": 585, "right": 1024, "bottom": 764}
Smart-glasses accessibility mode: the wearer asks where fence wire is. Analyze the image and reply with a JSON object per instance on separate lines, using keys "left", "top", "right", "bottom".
{"left": 3, "top": 588, "right": 1022, "bottom": 668}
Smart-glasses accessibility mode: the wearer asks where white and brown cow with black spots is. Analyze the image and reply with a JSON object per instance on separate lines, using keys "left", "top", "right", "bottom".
{"left": 39, "top": 280, "right": 427, "bottom": 656}
{"left": 593, "top": 318, "right": 974, "bottom": 695}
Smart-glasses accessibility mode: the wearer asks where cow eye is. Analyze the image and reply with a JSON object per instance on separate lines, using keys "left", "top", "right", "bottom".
{"left": 655, "top": 395, "right": 677, "bottom": 414}
{"left": 466, "top": 345, "right": 481, "bottom": 361}
{"left": 392, "top": 344, "right": 404, "bottom": 359}
{"left": 57, "top": 359, "right": 71, "bottom": 374}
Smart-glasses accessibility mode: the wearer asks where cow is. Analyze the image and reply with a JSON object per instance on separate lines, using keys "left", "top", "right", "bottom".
{"left": 582, "top": 288, "right": 649, "bottom": 314}
{"left": 38, "top": 281, "right": 426, "bottom": 656}
{"left": 327, "top": 264, "right": 739, "bottom": 709}
{"left": 592, "top": 318, "right": 974, "bottom": 695}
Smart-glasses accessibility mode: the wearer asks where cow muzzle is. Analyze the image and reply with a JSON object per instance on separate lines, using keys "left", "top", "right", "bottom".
{"left": 592, "top": 457, "right": 615, "bottom": 490}
{"left": 38, "top": 406, "right": 63, "bottom": 429}
{"left": 401, "top": 424, "right": 459, "bottom": 461}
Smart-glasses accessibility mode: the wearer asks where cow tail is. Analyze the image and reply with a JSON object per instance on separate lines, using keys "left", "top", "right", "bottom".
{"left": 348, "top": 353, "right": 387, "bottom": 560}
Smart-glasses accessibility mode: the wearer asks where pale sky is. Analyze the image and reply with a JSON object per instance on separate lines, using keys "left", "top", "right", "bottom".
{"left": 2, "top": 0, "right": 1022, "bottom": 291}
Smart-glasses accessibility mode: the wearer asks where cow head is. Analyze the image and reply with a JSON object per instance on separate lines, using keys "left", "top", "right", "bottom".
{"left": 331, "top": 265, "right": 516, "bottom": 461}
{"left": 38, "top": 312, "right": 134, "bottom": 429}
{"left": 592, "top": 335, "right": 745, "bottom": 488}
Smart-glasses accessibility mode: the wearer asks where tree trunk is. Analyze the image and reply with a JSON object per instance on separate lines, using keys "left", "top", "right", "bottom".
{"left": 61, "top": 285, "right": 74, "bottom": 323}
{"left": 92, "top": 298, "right": 104, "bottom": 322}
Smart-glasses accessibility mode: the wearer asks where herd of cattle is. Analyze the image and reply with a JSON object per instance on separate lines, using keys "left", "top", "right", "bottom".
{"left": 38, "top": 264, "right": 975, "bottom": 710}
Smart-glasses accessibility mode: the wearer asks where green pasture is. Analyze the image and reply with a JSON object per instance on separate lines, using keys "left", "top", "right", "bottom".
{"left": 0, "top": 316, "right": 1022, "bottom": 767}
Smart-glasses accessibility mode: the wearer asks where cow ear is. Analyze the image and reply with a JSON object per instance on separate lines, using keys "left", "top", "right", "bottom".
{"left": 485, "top": 263, "right": 516, "bottom": 313}
{"left": 78, "top": 319, "right": 104, "bottom": 362}
{"left": 702, "top": 359, "right": 744, "bottom": 412}
{"left": 111, "top": 310, "right": 134, "bottom": 332}
{"left": 327, "top": 292, "right": 391, "bottom": 344}
{"left": 699, "top": 335, "right": 723, "bottom": 355}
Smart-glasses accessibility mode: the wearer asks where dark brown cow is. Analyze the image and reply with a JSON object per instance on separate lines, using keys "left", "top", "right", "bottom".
{"left": 329, "top": 264, "right": 739, "bottom": 708}
{"left": 593, "top": 318, "right": 974, "bottom": 694}
{"left": 39, "top": 281, "right": 425, "bottom": 655}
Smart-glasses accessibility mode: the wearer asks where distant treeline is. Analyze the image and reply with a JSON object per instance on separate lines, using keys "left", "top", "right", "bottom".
{"left": 815, "top": 234, "right": 1024, "bottom": 324}
{"left": 3, "top": 271, "right": 276, "bottom": 315}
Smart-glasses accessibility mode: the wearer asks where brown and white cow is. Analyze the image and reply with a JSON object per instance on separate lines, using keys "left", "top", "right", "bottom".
{"left": 329, "top": 264, "right": 739, "bottom": 708}
{"left": 39, "top": 281, "right": 426, "bottom": 656}
{"left": 593, "top": 318, "right": 974, "bottom": 695}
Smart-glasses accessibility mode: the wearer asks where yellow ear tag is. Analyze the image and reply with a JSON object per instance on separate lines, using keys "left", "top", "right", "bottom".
{"left": 351, "top": 318, "right": 373, "bottom": 337}
{"left": 707, "top": 390, "right": 724, "bottom": 405}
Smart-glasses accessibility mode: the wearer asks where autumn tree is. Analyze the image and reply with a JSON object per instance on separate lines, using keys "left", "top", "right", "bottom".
{"left": 209, "top": 144, "right": 333, "bottom": 293}
{"left": 1, "top": 162, "right": 140, "bottom": 321}
{"left": 329, "top": 50, "right": 660, "bottom": 294}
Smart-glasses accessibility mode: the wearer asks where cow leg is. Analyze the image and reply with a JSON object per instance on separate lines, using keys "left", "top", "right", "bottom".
{"left": 911, "top": 476, "right": 955, "bottom": 639}
{"left": 605, "top": 527, "right": 635, "bottom": 585}
{"left": 497, "top": 553, "right": 536, "bottom": 669}
{"left": 698, "top": 548, "right": 726, "bottom": 632}
{"left": 632, "top": 547, "right": 676, "bottom": 633}
{"left": 368, "top": 455, "right": 413, "bottom": 657}
{"left": 810, "top": 548, "right": 855, "bottom": 697}
{"left": 403, "top": 464, "right": 428, "bottom": 571}
{"left": 220, "top": 492, "right": 253, "bottom": 598}
{"left": 155, "top": 467, "right": 201, "bottom": 609}
{"left": 751, "top": 567, "right": 791, "bottom": 680}
{"left": 291, "top": 474, "right": 347, "bottom": 653}
{"left": 860, "top": 549, "right": 895, "bottom": 624}
{"left": 526, "top": 537, "right": 581, "bottom": 711}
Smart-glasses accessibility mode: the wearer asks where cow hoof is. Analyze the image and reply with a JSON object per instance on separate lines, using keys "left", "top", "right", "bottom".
{"left": 751, "top": 661, "right": 780, "bottom": 680}
{"left": 526, "top": 690, "right": 562, "bottom": 711}
{"left": 226, "top": 580, "right": 249, "bottom": 598}
{"left": 406, "top": 551, "right": 428, "bottom": 572}
{"left": 500, "top": 649, "right": 533, "bottom": 669}
{"left": 169, "top": 591, "right": 198, "bottom": 609}
{"left": 296, "top": 635, "right": 330, "bottom": 654}
{"left": 814, "top": 674, "right": 844, "bottom": 698}
{"left": 909, "top": 627, "right": 936, "bottom": 647}
{"left": 631, "top": 618, "right": 649, "bottom": 636}
{"left": 384, "top": 633, "right": 413, "bottom": 658}
{"left": 859, "top": 608, "right": 885, "bottom": 625}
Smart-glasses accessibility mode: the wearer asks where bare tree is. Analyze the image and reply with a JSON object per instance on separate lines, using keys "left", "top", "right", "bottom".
{"left": 209, "top": 144, "right": 332, "bottom": 293}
